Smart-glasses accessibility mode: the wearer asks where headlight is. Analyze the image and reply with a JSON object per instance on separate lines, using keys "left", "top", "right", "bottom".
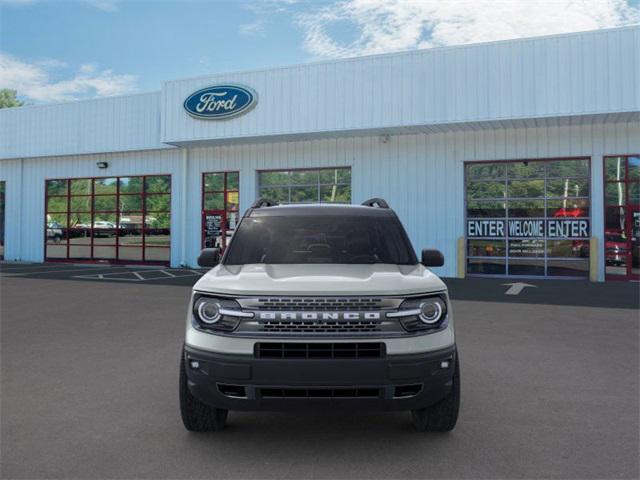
{"left": 386, "top": 294, "right": 448, "bottom": 332}
{"left": 418, "top": 298, "right": 445, "bottom": 324}
{"left": 195, "top": 298, "right": 221, "bottom": 324}
{"left": 192, "top": 294, "right": 253, "bottom": 332}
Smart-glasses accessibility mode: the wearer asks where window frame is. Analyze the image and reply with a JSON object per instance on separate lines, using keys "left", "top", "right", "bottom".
{"left": 464, "top": 157, "right": 592, "bottom": 278}
{"left": 44, "top": 174, "right": 171, "bottom": 265}
{"left": 201, "top": 171, "right": 240, "bottom": 251}
{"left": 257, "top": 166, "right": 352, "bottom": 204}
{"left": 602, "top": 155, "right": 640, "bottom": 281}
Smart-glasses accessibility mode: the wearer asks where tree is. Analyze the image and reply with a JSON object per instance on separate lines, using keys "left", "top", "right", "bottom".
{"left": 0, "top": 89, "right": 24, "bottom": 109}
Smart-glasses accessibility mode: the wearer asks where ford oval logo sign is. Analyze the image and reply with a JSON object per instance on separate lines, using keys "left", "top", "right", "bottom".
{"left": 183, "top": 84, "right": 257, "bottom": 120}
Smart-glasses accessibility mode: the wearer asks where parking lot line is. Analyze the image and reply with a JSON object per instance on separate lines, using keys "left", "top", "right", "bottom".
{"left": 0, "top": 265, "right": 132, "bottom": 276}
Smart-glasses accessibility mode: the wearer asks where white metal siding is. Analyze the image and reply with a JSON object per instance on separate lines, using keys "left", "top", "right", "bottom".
{"left": 0, "top": 92, "right": 169, "bottom": 160}
{"left": 2, "top": 121, "right": 637, "bottom": 280}
{"left": 183, "top": 121, "right": 639, "bottom": 279}
{"left": 162, "top": 27, "right": 639, "bottom": 145}
{"left": 0, "top": 149, "right": 183, "bottom": 264}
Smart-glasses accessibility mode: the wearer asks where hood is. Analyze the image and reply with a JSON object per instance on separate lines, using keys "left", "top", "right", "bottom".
{"left": 193, "top": 263, "right": 446, "bottom": 296}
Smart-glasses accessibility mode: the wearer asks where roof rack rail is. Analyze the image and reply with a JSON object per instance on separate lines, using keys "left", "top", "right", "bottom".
{"left": 251, "top": 198, "right": 278, "bottom": 209}
{"left": 361, "top": 198, "right": 389, "bottom": 209}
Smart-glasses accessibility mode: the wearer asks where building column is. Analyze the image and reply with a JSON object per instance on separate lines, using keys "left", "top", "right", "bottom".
{"left": 591, "top": 155, "right": 605, "bottom": 282}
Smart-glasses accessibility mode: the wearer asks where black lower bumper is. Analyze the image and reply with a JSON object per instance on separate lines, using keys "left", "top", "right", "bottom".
{"left": 183, "top": 344, "right": 457, "bottom": 411}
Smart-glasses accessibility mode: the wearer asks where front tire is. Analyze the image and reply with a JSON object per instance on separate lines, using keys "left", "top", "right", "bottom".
{"left": 179, "top": 349, "right": 228, "bottom": 432}
{"left": 411, "top": 353, "right": 460, "bottom": 432}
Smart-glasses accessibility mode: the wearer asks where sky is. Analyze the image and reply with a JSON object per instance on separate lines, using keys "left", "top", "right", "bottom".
{"left": 1, "top": 0, "right": 639, "bottom": 104}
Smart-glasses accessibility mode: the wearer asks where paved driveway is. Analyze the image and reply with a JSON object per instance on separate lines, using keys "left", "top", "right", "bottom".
{"left": 1, "top": 265, "right": 638, "bottom": 479}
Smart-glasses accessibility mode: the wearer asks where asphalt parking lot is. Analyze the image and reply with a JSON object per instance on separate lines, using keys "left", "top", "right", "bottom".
{"left": 1, "top": 263, "right": 638, "bottom": 479}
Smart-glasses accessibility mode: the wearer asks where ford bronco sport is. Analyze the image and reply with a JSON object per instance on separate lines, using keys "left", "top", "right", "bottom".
{"left": 180, "top": 198, "right": 460, "bottom": 432}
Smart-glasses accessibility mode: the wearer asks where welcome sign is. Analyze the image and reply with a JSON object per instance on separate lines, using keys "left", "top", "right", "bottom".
{"left": 467, "top": 219, "right": 590, "bottom": 238}
{"left": 184, "top": 84, "right": 257, "bottom": 119}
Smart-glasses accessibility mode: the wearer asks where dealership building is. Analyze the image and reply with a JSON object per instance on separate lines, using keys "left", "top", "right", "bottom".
{"left": 0, "top": 26, "right": 638, "bottom": 281}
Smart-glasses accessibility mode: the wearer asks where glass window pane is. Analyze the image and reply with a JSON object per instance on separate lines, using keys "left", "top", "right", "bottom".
{"left": 93, "top": 246, "right": 116, "bottom": 259}
{"left": 70, "top": 179, "right": 91, "bottom": 195}
{"left": 47, "top": 179, "right": 67, "bottom": 196}
{"left": 145, "top": 213, "right": 170, "bottom": 229}
{"left": 466, "top": 163, "right": 505, "bottom": 181}
{"left": 467, "top": 181, "right": 505, "bottom": 199}
{"left": 118, "top": 247, "right": 143, "bottom": 261}
{"left": 507, "top": 180, "right": 545, "bottom": 198}
{"left": 94, "top": 195, "right": 117, "bottom": 212}
{"left": 320, "top": 185, "right": 351, "bottom": 203}
{"left": 508, "top": 240, "right": 545, "bottom": 257}
{"left": 547, "top": 179, "right": 590, "bottom": 198}
{"left": 226, "top": 191, "right": 239, "bottom": 211}
{"left": 93, "top": 213, "right": 117, "bottom": 227}
{"left": 69, "top": 245, "right": 91, "bottom": 259}
{"left": 605, "top": 207, "right": 626, "bottom": 232}
{"left": 46, "top": 221, "right": 66, "bottom": 243}
{"left": 118, "top": 194, "right": 143, "bottom": 212}
{"left": 227, "top": 172, "right": 239, "bottom": 190}
{"left": 47, "top": 196, "right": 68, "bottom": 213}
{"left": 547, "top": 260, "right": 589, "bottom": 277}
{"left": 547, "top": 199, "right": 589, "bottom": 218}
{"left": 46, "top": 213, "right": 68, "bottom": 228}
{"left": 118, "top": 224, "right": 143, "bottom": 246}
{"left": 629, "top": 156, "right": 640, "bottom": 181}
{"left": 291, "top": 186, "right": 318, "bottom": 203}
{"left": 508, "top": 200, "right": 545, "bottom": 218}
{"left": 467, "top": 240, "right": 506, "bottom": 257}
{"left": 70, "top": 196, "right": 91, "bottom": 212}
{"left": 629, "top": 183, "right": 639, "bottom": 205}
{"left": 605, "top": 157, "right": 626, "bottom": 181}
{"left": 605, "top": 183, "right": 625, "bottom": 206}
{"left": 144, "top": 247, "right": 170, "bottom": 262}
{"left": 547, "top": 159, "right": 589, "bottom": 178}
{"left": 467, "top": 258, "right": 505, "bottom": 275}
{"left": 119, "top": 177, "right": 143, "bottom": 194}
{"left": 319, "top": 168, "right": 351, "bottom": 184}
{"left": 259, "top": 171, "right": 289, "bottom": 186}
{"left": 506, "top": 161, "right": 545, "bottom": 179}
{"left": 547, "top": 240, "right": 589, "bottom": 258}
{"left": 291, "top": 170, "right": 319, "bottom": 185}
{"left": 466, "top": 200, "right": 506, "bottom": 218}
{"left": 145, "top": 175, "right": 171, "bottom": 193}
{"left": 68, "top": 226, "right": 91, "bottom": 243}
{"left": 69, "top": 213, "right": 91, "bottom": 229}
{"left": 46, "top": 243, "right": 68, "bottom": 258}
{"left": 204, "top": 193, "right": 224, "bottom": 210}
{"left": 259, "top": 186, "right": 289, "bottom": 203}
{"left": 507, "top": 259, "right": 545, "bottom": 276}
{"left": 94, "top": 178, "right": 117, "bottom": 194}
{"left": 145, "top": 194, "right": 171, "bottom": 212}
{"left": 145, "top": 229, "right": 170, "bottom": 247}
{"left": 204, "top": 173, "right": 224, "bottom": 191}
{"left": 93, "top": 229, "right": 116, "bottom": 244}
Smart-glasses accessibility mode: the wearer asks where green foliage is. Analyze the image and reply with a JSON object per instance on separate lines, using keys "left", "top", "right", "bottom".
{"left": 0, "top": 89, "right": 24, "bottom": 109}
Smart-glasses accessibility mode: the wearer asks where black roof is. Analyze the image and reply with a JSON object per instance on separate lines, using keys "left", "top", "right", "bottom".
{"left": 248, "top": 203, "right": 396, "bottom": 217}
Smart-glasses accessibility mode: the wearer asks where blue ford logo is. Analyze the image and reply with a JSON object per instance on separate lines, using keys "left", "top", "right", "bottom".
{"left": 183, "top": 84, "right": 257, "bottom": 119}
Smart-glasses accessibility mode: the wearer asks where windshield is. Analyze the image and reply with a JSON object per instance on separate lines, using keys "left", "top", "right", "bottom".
{"left": 224, "top": 214, "right": 417, "bottom": 265}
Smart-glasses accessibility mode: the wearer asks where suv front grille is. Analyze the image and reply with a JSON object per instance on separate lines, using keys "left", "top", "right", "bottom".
{"left": 261, "top": 319, "right": 381, "bottom": 334}
{"left": 260, "top": 387, "right": 381, "bottom": 398}
{"left": 237, "top": 297, "right": 402, "bottom": 311}
{"left": 255, "top": 342, "right": 385, "bottom": 359}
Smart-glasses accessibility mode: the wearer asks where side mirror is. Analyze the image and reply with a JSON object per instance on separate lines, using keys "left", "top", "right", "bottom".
{"left": 198, "top": 248, "right": 221, "bottom": 268}
{"left": 421, "top": 249, "right": 444, "bottom": 267}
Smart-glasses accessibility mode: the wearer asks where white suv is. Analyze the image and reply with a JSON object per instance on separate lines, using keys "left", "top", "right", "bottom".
{"left": 180, "top": 198, "right": 460, "bottom": 432}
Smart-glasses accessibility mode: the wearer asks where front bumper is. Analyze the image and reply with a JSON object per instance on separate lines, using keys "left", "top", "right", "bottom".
{"left": 183, "top": 344, "right": 457, "bottom": 411}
